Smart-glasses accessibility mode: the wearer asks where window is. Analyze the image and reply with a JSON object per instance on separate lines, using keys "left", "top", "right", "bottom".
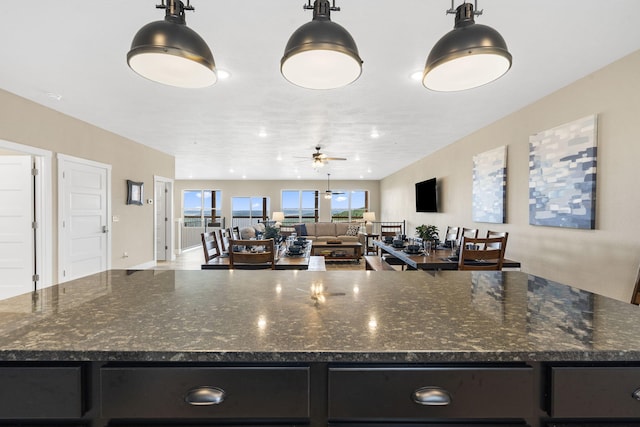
{"left": 330, "top": 190, "right": 368, "bottom": 222}
{"left": 232, "top": 196, "right": 270, "bottom": 228}
{"left": 183, "top": 190, "right": 222, "bottom": 227}
{"left": 282, "top": 190, "right": 319, "bottom": 223}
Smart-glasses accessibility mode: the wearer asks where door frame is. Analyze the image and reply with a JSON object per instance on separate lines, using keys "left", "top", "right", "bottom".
{"left": 0, "top": 139, "right": 52, "bottom": 288}
{"left": 57, "top": 154, "right": 112, "bottom": 283}
{"left": 154, "top": 176, "right": 175, "bottom": 262}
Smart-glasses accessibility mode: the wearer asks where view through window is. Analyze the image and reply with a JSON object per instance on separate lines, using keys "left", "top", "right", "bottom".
{"left": 282, "top": 190, "right": 319, "bottom": 223}
{"left": 183, "top": 190, "right": 222, "bottom": 228}
{"left": 331, "top": 190, "right": 368, "bottom": 222}
{"left": 232, "top": 196, "right": 270, "bottom": 228}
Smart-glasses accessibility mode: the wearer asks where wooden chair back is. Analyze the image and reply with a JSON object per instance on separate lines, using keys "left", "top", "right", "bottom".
{"left": 232, "top": 226, "right": 241, "bottom": 240}
{"left": 380, "top": 224, "right": 403, "bottom": 237}
{"left": 201, "top": 231, "right": 220, "bottom": 263}
{"left": 486, "top": 230, "right": 509, "bottom": 254}
{"left": 631, "top": 263, "right": 640, "bottom": 305}
{"left": 444, "top": 226, "right": 460, "bottom": 243}
{"left": 228, "top": 239, "right": 276, "bottom": 270}
{"left": 461, "top": 227, "right": 479, "bottom": 239}
{"left": 218, "top": 228, "right": 232, "bottom": 253}
{"left": 458, "top": 236, "right": 506, "bottom": 271}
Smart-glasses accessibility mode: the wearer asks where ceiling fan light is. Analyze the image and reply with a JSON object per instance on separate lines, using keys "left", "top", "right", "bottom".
{"left": 127, "top": 1, "right": 216, "bottom": 88}
{"left": 281, "top": 0, "right": 362, "bottom": 90}
{"left": 423, "top": 2, "right": 511, "bottom": 92}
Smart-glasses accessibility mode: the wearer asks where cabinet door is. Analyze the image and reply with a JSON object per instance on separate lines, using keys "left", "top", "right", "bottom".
{"left": 329, "top": 367, "right": 533, "bottom": 420}
{"left": 101, "top": 366, "right": 309, "bottom": 419}
{"left": 551, "top": 366, "right": 640, "bottom": 418}
{"left": 0, "top": 366, "right": 83, "bottom": 418}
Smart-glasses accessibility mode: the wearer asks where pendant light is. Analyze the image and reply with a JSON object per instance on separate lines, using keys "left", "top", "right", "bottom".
{"left": 281, "top": 0, "right": 363, "bottom": 90}
{"left": 128, "top": 0, "right": 216, "bottom": 88}
{"left": 423, "top": 1, "right": 512, "bottom": 92}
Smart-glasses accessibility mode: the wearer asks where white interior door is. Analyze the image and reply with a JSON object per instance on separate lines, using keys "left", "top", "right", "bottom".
{"left": 155, "top": 182, "right": 167, "bottom": 261}
{"left": 59, "top": 155, "right": 111, "bottom": 282}
{"left": 0, "top": 156, "right": 34, "bottom": 299}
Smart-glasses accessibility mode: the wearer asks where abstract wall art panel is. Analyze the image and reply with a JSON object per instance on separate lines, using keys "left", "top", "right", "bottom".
{"left": 472, "top": 145, "right": 506, "bottom": 224}
{"left": 529, "top": 115, "right": 597, "bottom": 229}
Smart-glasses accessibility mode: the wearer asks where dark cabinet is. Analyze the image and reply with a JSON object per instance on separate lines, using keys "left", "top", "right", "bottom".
{"left": 100, "top": 366, "right": 310, "bottom": 420}
{"left": 328, "top": 366, "right": 534, "bottom": 420}
{"left": 0, "top": 366, "right": 83, "bottom": 419}
{"left": 550, "top": 366, "right": 640, "bottom": 418}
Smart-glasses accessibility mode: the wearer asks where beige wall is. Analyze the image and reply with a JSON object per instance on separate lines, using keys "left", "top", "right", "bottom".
{"left": 381, "top": 49, "right": 640, "bottom": 302}
{"left": 0, "top": 88, "right": 174, "bottom": 279}
{"left": 173, "top": 179, "right": 381, "bottom": 224}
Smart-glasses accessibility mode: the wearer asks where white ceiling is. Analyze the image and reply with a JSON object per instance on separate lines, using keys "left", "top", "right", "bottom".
{"left": 1, "top": 1, "right": 638, "bottom": 180}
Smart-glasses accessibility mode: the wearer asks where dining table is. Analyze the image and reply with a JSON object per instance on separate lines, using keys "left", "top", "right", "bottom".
{"left": 201, "top": 240, "right": 325, "bottom": 270}
{"left": 373, "top": 240, "right": 521, "bottom": 271}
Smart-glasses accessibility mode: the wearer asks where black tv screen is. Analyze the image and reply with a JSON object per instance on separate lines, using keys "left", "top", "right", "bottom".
{"left": 415, "top": 178, "right": 438, "bottom": 212}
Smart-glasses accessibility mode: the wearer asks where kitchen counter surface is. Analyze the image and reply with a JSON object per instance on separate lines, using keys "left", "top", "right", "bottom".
{"left": 0, "top": 269, "right": 639, "bottom": 363}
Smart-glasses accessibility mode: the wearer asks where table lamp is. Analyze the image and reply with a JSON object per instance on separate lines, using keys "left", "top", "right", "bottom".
{"left": 272, "top": 212, "right": 285, "bottom": 226}
{"left": 363, "top": 212, "right": 376, "bottom": 234}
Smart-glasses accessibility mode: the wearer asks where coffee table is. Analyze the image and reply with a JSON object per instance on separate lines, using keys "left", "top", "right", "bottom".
{"left": 311, "top": 241, "right": 362, "bottom": 262}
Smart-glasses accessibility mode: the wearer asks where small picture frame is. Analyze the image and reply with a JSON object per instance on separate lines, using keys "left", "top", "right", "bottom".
{"left": 127, "top": 180, "right": 144, "bottom": 205}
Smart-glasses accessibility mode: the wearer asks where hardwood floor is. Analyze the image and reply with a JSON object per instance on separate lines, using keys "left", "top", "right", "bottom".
{"left": 154, "top": 248, "right": 367, "bottom": 271}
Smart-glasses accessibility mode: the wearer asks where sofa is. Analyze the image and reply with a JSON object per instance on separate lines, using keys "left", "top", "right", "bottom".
{"left": 286, "top": 222, "right": 362, "bottom": 243}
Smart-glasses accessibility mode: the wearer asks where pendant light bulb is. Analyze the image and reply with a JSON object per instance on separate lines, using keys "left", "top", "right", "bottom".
{"left": 423, "top": 2, "right": 512, "bottom": 91}
{"left": 128, "top": 0, "right": 216, "bottom": 88}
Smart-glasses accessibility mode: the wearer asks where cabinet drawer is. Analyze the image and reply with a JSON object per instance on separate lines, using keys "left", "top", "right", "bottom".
{"left": 328, "top": 366, "right": 533, "bottom": 420}
{"left": 0, "top": 366, "right": 83, "bottom": 418}
{"left": 101, "top": 366, "right": 309, "bottom": 419}
{"left": 550, "top": 366, "right": 640, "bottom": 417}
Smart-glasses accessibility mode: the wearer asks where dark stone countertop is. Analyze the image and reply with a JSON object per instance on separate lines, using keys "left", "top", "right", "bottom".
{"left": 0, "top": 269, "right": 639, "bottom": 363}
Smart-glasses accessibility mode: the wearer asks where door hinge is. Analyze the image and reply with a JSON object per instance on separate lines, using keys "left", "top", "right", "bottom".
{"left": 62, "top": 220, "right": 65, "bottom": 228}
{"left": 165, "top": 217, "right": 168, "bottom": 222}
{"left": 62, "top": 270, "right": 66, "bottom": 277}
{"left": 165, "top": 245, "right": 168, "bottom": 250}
{"left": 32, "top": 274, "right": 40, "bottom": 282}
{"left": 165, "top": 187, "right": 169, "bottom": 193}
{"left": 62, "top": 171, "right": 65, "bottom": 179}
{"left": 32, "top": 221, "right": 39, "bottom": 229}
{"left": 31, "top": 167, "right": 39, "bottom": 176}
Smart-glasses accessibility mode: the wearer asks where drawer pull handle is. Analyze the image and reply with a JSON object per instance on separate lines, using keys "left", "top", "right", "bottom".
{"left": 633, "top": 388, "right": 640, "bottom": 401}
{"left": 185, "top": 386, "right": 225, "bottom": 406}
{"left": 412, "top": 386, "right": 452, "bottom": 406}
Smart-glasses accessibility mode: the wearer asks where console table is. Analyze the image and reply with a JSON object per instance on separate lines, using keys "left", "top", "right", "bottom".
{"left": 311, "top": 241, "right": 362, "bottom": 261}
{"left": 0, "top": 269, "right": 639, "bottom": 426}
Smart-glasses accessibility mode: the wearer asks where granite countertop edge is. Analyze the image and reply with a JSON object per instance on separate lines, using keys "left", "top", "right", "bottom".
{"left": 2, "top": 350, "right": 640, "bottom": 364}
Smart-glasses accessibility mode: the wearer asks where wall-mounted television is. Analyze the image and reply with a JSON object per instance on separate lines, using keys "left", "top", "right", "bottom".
{"left": 415, "top": 178, "right": 438, "bottom": 212}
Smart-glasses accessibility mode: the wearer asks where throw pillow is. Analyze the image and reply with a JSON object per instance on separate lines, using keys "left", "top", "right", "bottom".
{"left": 294, "top": 223, "right": 308, "bottom": 236}
{"left": 345, "top": 223, "right": 360, "bottom": 236}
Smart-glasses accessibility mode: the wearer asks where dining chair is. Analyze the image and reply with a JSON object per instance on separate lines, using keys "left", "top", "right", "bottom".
{"left": 457, "top": 236, "right": 506, "bottom": 271}
{"left": 218, "top": 228, "right": 231, "bottom": 253}
{"left": 443, "top": 226, "right": 460, "bottom": 243}
{"left": 461, "top": 227, "right": 479, "bottom": 239}
{"left": 631, "top": 263, "right": 640, "bottom": 305}
{"left": 486, "top": 230, "right": 509, "bottom": 254}
{"left": 380, "top": 224, "right": 403, "bottom": 238}
{"left": 232, "top": 226, "right": 241, "bottom": 240}
{"left": 201, "top": 231, "right": 220, "bottom": 263}
{"left": 228, "top": 239, "right": 276, "bottom": 270}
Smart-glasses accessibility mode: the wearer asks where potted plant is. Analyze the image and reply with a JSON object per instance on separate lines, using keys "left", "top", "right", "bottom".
{"left": 263, "top": 224, "right": 281, "bottom": 242}
{"left": 416, "top": 224, "right": 439, "bottom": 247}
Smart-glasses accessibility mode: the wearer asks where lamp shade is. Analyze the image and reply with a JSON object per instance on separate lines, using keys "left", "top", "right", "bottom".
{"left": 363, "top": 212, "right": 376, "bottom": 223}
{"left": 423, "top": 3, "right": 511, "bottom": 92}
{"left": 281, "top": 0, "right": 362, "bottom": 90}
{"left": 127, "top": 1, "right": 216, "bottom": 88}
{"left": 272, "top": 212, "right": 285, "bottom": 222}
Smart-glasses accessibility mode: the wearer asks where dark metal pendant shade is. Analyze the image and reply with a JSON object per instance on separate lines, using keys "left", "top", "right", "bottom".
{"left": 281, "top": 0, "right": 362, "bottom": 90}
{"left": 423, "top": 2, "right": 512, "bottom": 91}
{"left": 127, "top": 1, "right": 216, "bottom": 88}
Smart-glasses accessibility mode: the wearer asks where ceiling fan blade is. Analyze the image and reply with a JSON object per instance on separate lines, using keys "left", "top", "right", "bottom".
{"left": 322, "top": 157, "right": 347, "bottom": 161}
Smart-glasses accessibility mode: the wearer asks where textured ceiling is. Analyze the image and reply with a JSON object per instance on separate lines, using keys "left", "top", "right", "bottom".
{"left": 1, "top": 1, "right": 639, "bottom": 180}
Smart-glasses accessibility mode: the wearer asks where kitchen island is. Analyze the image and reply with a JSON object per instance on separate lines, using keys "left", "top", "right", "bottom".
{"left": 1, "top": 269, "right": 640, "bottom": 426}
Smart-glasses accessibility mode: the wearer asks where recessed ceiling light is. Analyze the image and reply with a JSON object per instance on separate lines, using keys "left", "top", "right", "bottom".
{"left": 45, "top": 92, "right": 62, "bottom": 101}
{"left": 410, "top": 70, "right": 423, "bottom": 81}
{"left": 370, "top": 129, "right": 379, "bottom": 138}
{"left": 217, "top": 69, "right": 231, "bottom": 80}
{"left": 276, "top": 155, "right": 282, "bottom": 161}
{"left": 229, "top": 168, "right": 234, "bottom": 173}
{"left": 258, "top": 129, "right": 268, "bottom": 138}
{"left": 242, "top": 175, "right": 247, "bottom": 179}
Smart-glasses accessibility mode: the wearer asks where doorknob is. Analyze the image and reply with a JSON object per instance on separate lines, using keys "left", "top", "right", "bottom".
{"left": 102, "top": 226, "right": 109, "bottom": 233}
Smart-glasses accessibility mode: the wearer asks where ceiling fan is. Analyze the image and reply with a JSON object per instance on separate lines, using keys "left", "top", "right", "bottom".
{"left": 324, "top": 173, "right": 345, "bottom": 199}
{"left": 301, "top": 145, "right": 347, "bottom": 169}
